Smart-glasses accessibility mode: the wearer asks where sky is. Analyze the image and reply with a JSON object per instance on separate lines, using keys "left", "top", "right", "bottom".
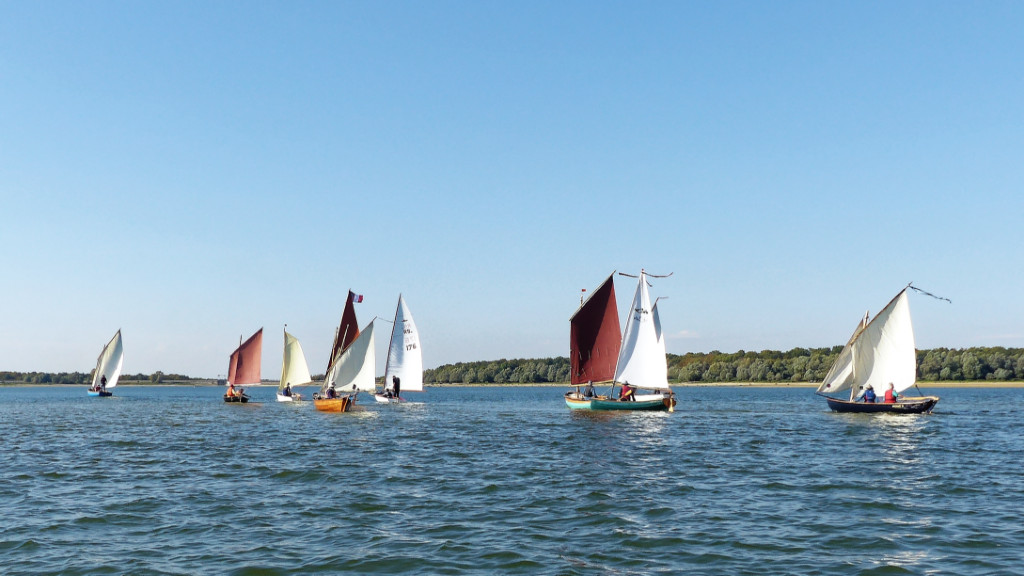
{"left": 2, "top": 1, "right": 1022, "bottom": 378}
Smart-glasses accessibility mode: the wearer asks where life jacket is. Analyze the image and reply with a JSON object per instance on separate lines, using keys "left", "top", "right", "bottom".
{"left": 884, "top": 389, "right": 897, "bottom": 403}
{"left": 863, "top": 390, "right": 876, "bottom": 403}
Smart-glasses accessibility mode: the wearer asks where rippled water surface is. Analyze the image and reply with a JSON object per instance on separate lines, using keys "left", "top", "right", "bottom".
{"left": 2, "top": 385, "right": 1022, "bottom": 575}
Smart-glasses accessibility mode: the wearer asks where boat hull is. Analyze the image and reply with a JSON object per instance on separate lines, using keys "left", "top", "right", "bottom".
{"left": 825, "top": 396, "right": 939, "bottom": 414}
{"left": 276, "top": 393, "right": 302, "bottom": 402}
{"left": 565, "top": 392, "right": 675, "bottom": 411}
{"left": 87, "top": 390, "right": 113, "bottom": 397}
{"left": 313, "top": 396, "right": 353, "bottom": 412}
{"left": 223, "top": 395, "right": 249, "bottom": 403}
{"left": 373, "top": 393, "right": 404, "bottom": 404}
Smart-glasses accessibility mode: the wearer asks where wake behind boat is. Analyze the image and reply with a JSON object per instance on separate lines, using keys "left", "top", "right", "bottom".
{"left": 565, "top": 270, "right": 676, "bottom": 412}
{"left": 816, "top": 286, "right": 941, "bottom": 414}
{"left": 87, "top": 330, "right": 123, "bottom": 397}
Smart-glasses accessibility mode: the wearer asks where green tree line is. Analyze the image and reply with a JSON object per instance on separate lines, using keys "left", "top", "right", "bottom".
{"left": 0, "top": 371, "right": 196, "bottom": 384}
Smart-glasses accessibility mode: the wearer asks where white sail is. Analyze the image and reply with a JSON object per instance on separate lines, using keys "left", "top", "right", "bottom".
{"left": 816, "top": 311, "right": 869, "bottom": 396}
{"left": 325, "top": 322, "right": 377, "bottom": 392}
{"left": 91, "top": 330, "right": 124, "bottom": 390}
{"left": 613, "top": 272, "right": 670, "bottom": 390}
{"left": 279, "top": 330, "right": 313, "bottom": 392}
{"left": 383, "top": 295, "right": 423, "bottom": 393}
{"left": 850, "top": 290, "right": 916, "bottom": 398}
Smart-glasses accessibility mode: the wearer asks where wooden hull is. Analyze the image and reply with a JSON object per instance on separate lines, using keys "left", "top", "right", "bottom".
{"left": 313, "top": 396, "right": 353, "bottom": 412}
{"left": 825, "top": 396, "right": 939, "bottom": 414}
{"left": 565, "top": 391, "right": 675, "bottom": 412}
{"left": 223, "top": 395, "right": 249, "bottom": 403}
{"left": 87, "top": 390, "right": 113, "bottom": 397}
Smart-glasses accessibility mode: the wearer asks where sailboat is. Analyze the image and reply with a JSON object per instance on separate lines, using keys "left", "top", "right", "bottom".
{"left": 313, "top": 291, "right": 369, "bottom": 412}
{"left": 277, "top": 328, "right": 312, "bottom": 402}
{"left": 87, "top": 330, "right": 123, "bottom": 397}
{"left": 816, "top": 287, "right": 939, "bottom": 414}
{"left": 375, "top": 294, "right": 423, "bottom": 403}
{"left": 565, "top": 270, "right": 677, "bottom": 411}
{"left": 315, "top": 322, "right": 377, "bottom": 412}
{"left": 225, "top": 328, "right": 262, "bottom": 403}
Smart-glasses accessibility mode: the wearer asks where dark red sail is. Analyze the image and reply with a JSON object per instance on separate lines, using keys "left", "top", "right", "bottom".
{"left": 570, "top": 273, "right": 621, "bottom": 385}
{"left": 326, "top": 291, "right": 361, "bottom": 372}
{"left": 228, "top": 328, "right": 263, "bottom": 385}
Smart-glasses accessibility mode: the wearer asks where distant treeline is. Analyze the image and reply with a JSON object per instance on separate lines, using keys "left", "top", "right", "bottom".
{"left": 0, "top": 371, "right": 195, "bottom": 384}
{"left": 6, "top": 347, "right": 1024, "bottom": 385}
{"left": 423, "top": 346, "right": 1024, "bottom": 384}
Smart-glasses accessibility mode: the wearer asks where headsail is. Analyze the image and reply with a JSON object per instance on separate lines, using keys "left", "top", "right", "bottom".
{"left": 613, "top": 271, "right": 669, "bottom": 390}
{"left": 91, "top": 330, "right": 124, "bottom": 390}
{"left": 228, "top": 328, "right": 263, "bottom": 386}
{"left": 279, "top": 329, "right": 313, "bottom": 392}
{"left": 816, "top": 311, "right": 869, "bottom": 396}
{"left": 850, "top": 290, "right": 916, "bottom": 397}
{"left": 384, "top": 295, "right": 423, "bottom": 393}
{"left": 570, "top": 273, "right": 621, "bottom": 385}
{"left": 325, "top": 322, "right": 377, "bottom": 393}
{"left": 326, "top": 291, "right": 361, "bottom": 373}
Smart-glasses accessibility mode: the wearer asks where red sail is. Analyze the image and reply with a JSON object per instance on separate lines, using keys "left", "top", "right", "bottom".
{"left": 570, "top": 273, "right": 621, "bottom": 385}
{"left": 326, "top": 291, "right": 361, "bottom": 372}
{"left": 228, "top": 328, "right": 263, "bottom": 385}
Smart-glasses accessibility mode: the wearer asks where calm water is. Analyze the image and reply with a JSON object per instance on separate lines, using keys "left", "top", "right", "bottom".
{"left": 1, "top": 385, "right": 1022, "bottom": 575}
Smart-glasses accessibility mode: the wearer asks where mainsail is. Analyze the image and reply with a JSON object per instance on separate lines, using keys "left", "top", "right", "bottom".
{"left": 325, "top": 322, "right": 377, "bottom": 393}
{"left": 817, "top": 290, "right": 916, "bottom": 399}
{"left": 228, "top": 328, "right": 263, "bottom": 386}
{"left": 384, "top": 295, "right": 423, "bottom": 393}
{"left": 613, "top": 271, "right": 670, "bottom": 390}
{"left": 279, "top": 329, "right": 313, "bottom": 393}
{"left": 569, "top": 273, "right": 621, "bottom": 385}
{"left": 326, "top": 291, "right": 361, "bottom": 373}
{"left": 91, "top": 330, "right": 124, "bottom": 390}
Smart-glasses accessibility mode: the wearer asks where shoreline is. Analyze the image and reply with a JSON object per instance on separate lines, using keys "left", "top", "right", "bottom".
{"left": 5, "top": 381, "right": 1024, "bottom": 389}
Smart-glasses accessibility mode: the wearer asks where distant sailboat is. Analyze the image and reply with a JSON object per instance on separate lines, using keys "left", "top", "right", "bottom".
{"left": 816, "top": 287, "right": 939, "bottom": 414}
{"left": 87, "top": 330, "right": 123, "bottom": 397}
{"left": 376, "top": 294, "right": 423, "bottom": 403}
{"left": 313, "top": 292, "right": 367, "bottom": 412}
{"left": 277, "top": 328, "right": 312, "bottom": 402}
{"left": 565, "top": 271, "right": 676, "bottom": 411}
{"left": 225, "top": 328, "right": 262, "bottom": 403}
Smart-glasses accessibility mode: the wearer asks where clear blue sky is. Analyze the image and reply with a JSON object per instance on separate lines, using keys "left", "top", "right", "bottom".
{"left": 2, "top": 1, "right": 1021, "bottom": 378}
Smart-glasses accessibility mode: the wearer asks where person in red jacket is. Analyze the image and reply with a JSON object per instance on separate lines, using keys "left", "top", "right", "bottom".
{"left": 883, "top": 382, "right": 899, "bottom": 403}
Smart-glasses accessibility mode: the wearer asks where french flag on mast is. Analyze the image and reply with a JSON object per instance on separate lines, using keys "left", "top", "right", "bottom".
{"left": 350, "top": 293, "right": 364, "bottom": 303}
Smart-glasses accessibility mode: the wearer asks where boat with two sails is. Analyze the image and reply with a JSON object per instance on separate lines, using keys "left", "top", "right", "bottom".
{"left": 565, "top": 270, "right": 676, "bottom": 411}
{"left": 87, "top": 330, "right": 123, "bottom": 397}
{"left": 225, "top": 328, "right": 262, "bottom": 403}
{"left": 816, "top": 286, "right": 942, "bottom": 414}
{"left": 375, "top": 294, "right": 423, "bottom": 404}
{"left": 314, "top": 291, "right": 376, "bottom": 412}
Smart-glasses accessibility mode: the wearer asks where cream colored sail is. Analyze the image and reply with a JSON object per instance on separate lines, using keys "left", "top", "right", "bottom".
{"left": 91, "top": 330, "right": 124, "bottom": 389}
{"left": 325, "top": 322, "right": 377, "bottom": 393}
{"left": 383, "top": 295, "right": 423, "bottom": 393}
{"left": 613, "top": 271, "right": 670, "bottom": 390}
{"left": 816, "top": 311, "right": 869, "bottom": 396}
{"left": 279, "top": 330, "right": 312, "bottom": 392}
{"left": 850, "top": 290, "right": 916, "bottom": 398}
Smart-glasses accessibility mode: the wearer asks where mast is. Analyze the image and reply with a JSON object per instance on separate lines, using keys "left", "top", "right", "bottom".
{"left": 570, "top": 272, "right": 621, "bottom": 385}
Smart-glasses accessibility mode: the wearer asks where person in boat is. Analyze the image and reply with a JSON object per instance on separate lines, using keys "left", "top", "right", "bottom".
{"left": 100, "top": 375, "right": 107, "bottom": 392}
{"left": 855, "top": 384, "right": 876, "bottom": 403}
{"left": 226, "top": 382, "right": 237, "bottom": 398}
{"left": 883, "top": 382, "right": 899, "bottom": 404}
{"left": 392, "top": 375, "right": 401, "bottom": 399}
{"left": 326, "top": 384, "right": 337, "bottom": 399}
{"left": 620, "top": 381, "right": 635, "bottom": 402}
{"left": 583, "top": 381, "right": 595, "bottom": 398}
{"left": 282, "top": 383, "right": 292, "bottom": 397}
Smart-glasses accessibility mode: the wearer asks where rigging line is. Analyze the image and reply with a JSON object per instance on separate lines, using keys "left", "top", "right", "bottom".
{"left": 908, "top": 284, "right": 952, "bottom": 304}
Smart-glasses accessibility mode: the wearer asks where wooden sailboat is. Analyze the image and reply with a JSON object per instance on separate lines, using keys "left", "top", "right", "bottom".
{"left": 313, "top": 292, "right": 368, "bottom": 412}
{"left": 225, "top": 328, "right": 262, "bottom": 403}
{"left": 375, "top": 294, "right": 423, "bottom": 403}
{"left": 816, "top": 287, "right": 939, "bottom": 414}
{"left": 277, "top": 328, "right": 312, "bottom": 402}
{"left": 565, "top": 271, "right": 676, "bottom": 411}
{"left": 87, "top": 330, "right": 123, "bottom": 397}
{"left": 314, "top": 322, "right": 376, "bottom": 412}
